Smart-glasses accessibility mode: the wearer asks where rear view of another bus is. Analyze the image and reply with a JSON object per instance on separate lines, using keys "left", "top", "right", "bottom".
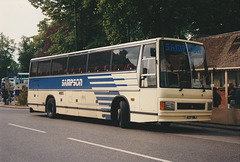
{"left": 14, "top": 73, "right": 29, "bottom": 96}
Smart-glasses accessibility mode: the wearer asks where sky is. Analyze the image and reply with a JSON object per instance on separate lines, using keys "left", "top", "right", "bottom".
{"left": 0, "top": 0, "right": 46, "bottom": 46}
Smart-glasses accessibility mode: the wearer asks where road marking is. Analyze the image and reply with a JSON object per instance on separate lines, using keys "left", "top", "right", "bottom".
{"left": 8, "top": 123, "right": 46, "bottom": 134}
{"left": 67, "top": 137, "right": 172, "bottom": 162}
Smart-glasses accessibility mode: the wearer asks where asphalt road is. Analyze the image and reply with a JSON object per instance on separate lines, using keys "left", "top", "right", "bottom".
{"left": 0, "top": 106, "right": 239, "bottom": 162}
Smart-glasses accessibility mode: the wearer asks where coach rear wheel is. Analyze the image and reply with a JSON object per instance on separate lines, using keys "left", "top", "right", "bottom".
{"left": 46, "top": 98, "right": 56, "bottom": 118}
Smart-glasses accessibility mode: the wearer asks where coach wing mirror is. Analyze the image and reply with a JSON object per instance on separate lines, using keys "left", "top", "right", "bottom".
{"left": 150, "top": 48, "right": 156, "bottom": 57}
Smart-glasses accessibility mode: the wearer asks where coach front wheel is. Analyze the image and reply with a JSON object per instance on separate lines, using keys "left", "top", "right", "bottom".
{"left": 46, "top": 98, "right": 56, "bottom": 118}
{"left": 119, "top": 101, "right": 130, "bottom": 128}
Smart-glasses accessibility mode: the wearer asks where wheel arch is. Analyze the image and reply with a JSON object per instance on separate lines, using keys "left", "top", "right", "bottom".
{"left": 111, "top": 95, "right": 130, "bottom": 121}
{"left": 111, "top": 95, "right": 130, "bottom": 109}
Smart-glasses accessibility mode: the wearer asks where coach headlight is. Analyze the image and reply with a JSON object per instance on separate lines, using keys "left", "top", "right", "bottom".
{"left": 160, "top": 101, "right": 175, "bottom": 111}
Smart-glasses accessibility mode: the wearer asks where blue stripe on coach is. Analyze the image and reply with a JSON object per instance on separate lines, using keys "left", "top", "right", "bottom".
{"left": 29, "top": 74, "right": 132, "bottom": 90}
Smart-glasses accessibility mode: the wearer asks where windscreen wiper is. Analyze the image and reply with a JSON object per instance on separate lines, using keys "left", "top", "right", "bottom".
{"left": 179, "top": 86, "right": 183, "bottom": 91}
{"left": 202, "top": 85, "right": 205, "bottom": 92}
{"left": 179, "top": 80, "right": 183, "bottom": 91}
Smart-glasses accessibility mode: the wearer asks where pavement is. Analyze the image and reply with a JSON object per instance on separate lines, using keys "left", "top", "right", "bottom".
{"left": 0, "top": 99, "right": 28, "bottom": 109}
{"left": 176, "top": 121, "right": 240, "bottom": 132}
{"left": 0, "top": 100, "right": 239, "bottom": 132}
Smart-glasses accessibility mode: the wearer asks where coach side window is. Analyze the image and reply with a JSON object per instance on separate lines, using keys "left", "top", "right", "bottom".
{"left": 30, "top": 62, "right": 38, "bottom": 77}
{"left": 52, "top": 57, "right": 68, "bottom": 75}
{"left": 68, "top": 54, "right": 87, "bottom": 74}
{"left": 37, "top": 60, "right": 51, "bottom": 76}
{"left": 141, "top": 43, "right": 157, "bottom": 88}
{"left": 88, "top": 51, "right": 111, "bottom": 72}
{"left": 112, "top": 46, "right": 140, "bottom": 71}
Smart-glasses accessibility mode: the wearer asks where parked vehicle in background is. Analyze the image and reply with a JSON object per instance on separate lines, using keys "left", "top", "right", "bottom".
{"left": 13, "top": 73, "right": 29, "bottom": 96}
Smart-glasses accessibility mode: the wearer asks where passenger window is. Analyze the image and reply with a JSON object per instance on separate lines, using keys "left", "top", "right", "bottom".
{"left": 68, "top": 54, "right": 87, "bottom": 74}
{"left": 112, "top": 46, "right": 140, "bottom": 71}
{"left": 51, "top": 57, "right": 68, "bottom": 75}
{"left": 37, "top": 60, "right": 51, "bottom": 76}
{"left": 88, "top": 51, "right": 111, "bottom": 73}
{"left": 141, "top": 44, "right": 156, "bottom": 88}
{"left": 30, "top": 62, "right": 38, "bottom": 77}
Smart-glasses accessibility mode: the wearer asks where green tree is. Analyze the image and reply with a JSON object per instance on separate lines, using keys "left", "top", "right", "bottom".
{"left": 191, "top": 0, "right": 240, "bottom": 36}
{"left": 98, "top": 0, "right": 144, "bottom": 44}
{"left": 98, "top": 0, "right": 197, "bottom": 43}
{"left": 0, "top": 33, "right": 17, "bottom": 79}
{"left": 45, "top": 22, "right": 75, "bottom": 55}
{"left": 10, "top": 60, "right": 20, "bottom": 74}
{"left": 18, "top": 19, "right": 49, "bottom": 70}
{"left": 29, "top": 0, "right": 108, "bottom": 55}
{"left": 28, "top": 0, "right": 240, "bottom": 56}
{"left": 34, "top": 18, "right": 52, "bottom": 57}
{"left": 18, "top": 36, "right": 36, "bottom": 72}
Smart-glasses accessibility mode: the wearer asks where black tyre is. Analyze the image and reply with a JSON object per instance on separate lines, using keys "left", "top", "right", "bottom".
{"left": 46, "top": 98, "right": 56, "bottom": 118}
{"left": 119, "top": 101, "right": 130, "bottom": 128}
{"left": 111, "top": 107, "right": 119, "bottom": 126}
{"left": 30, "top": 108, "right": 34, "bottom": 113}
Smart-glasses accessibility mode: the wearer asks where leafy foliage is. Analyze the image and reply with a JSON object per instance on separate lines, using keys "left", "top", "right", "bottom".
{"left": 16, "top": 89, "right": 28, "bottom": 106}
{"left": 29, "top": 0, "right": 108, "bottom": 54}
{"left": 45, "top": 22, "right": 75, "bottom": 55}
{"left": 26, "top": 0, "right": 239, "bottom": 58}
{"left": 0, "top": 33, "right": 18, "bottom": 79}
{"left": 191, "top": 0, "right": 240, "bottom": 36}
{"left": 18, "top": 37, "right": 36, "bottom": 72}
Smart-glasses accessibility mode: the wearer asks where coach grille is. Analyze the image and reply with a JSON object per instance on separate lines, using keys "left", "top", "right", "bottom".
{"left": 177, "top": 103, "right": 205, "bottom": 110}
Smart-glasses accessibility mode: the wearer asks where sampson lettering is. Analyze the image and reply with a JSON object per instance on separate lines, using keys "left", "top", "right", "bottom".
{"left": 62, "top": 78, "right": 83, "bottom": 87}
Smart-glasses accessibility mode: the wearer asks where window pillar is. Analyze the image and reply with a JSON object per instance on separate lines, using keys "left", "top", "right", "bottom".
{"left": 225, "top": 70, "right": 228, "bottom": 108}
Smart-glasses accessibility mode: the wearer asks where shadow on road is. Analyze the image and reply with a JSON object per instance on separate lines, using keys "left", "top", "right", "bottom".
{"left": 32, "top": 113, "right": 239, "bottom": 137}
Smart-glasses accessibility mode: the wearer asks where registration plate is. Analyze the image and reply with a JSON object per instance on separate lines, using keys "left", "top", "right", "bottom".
{"left": 186, "top": 116, "right": 197, "bottom": 119}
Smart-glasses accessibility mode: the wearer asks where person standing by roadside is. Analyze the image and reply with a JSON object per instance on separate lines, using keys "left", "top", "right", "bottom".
{"left": 228, "top": 83, "right": 236, "bottom": 108}
{"left": 1, "top": 85, "right": 9, "bottom": 105}
{"left": 213, "top": 87, "right": 221, "bottom": 108}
